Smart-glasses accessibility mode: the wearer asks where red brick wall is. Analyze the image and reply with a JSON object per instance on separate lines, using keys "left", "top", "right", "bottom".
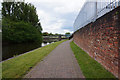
{"left": 73, "top": 6, "right": 120, "bottom": 78}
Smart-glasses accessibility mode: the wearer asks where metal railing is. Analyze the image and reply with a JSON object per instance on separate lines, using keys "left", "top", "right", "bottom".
{"left": 74, "top": 0, "right": 120, "bottom": 31}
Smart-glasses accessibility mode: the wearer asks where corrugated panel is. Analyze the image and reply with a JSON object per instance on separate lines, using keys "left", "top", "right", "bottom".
{"left": 74, "top": 0, "right": 120, "bottom": 31}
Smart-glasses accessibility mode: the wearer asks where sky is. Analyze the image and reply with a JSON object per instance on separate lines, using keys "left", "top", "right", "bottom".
{"left": 0, "top": 0, "right": 118, "bottom": 34}
{"left": 25, "top": 0, "right": 86, "bottom": 34}
{"left": 0, "top": 0, "right": 86, "bottom": 33}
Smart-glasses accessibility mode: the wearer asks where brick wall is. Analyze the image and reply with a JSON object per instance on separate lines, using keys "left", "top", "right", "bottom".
{"left": 73, "top": 6, "right": 120, "bottom": 78}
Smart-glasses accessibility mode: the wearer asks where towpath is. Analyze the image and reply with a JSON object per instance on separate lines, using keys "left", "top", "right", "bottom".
{"left": 24, "top": 40, "right": 84, "bottom": 78}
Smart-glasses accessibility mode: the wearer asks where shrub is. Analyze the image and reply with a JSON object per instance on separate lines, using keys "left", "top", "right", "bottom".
{"left": 2, "top": 19, "right": 42, "bottom": 44}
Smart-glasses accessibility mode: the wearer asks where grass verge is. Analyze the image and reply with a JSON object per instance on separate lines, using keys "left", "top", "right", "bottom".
{"left": 70, "top": 41, "right": 116, "bottom": 78}
{"left": 2, "top": 40, "right": 67, "bottom": 78}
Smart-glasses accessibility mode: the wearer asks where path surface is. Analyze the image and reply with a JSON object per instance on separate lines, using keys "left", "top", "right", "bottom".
{"left": 24, "top": 40, "right": 84, "bottom": 78}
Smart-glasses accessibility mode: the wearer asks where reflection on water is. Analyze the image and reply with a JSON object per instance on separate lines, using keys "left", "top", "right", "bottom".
{"left": 2, "top": 42, "right": 52, "bottom": 61}
{"left": 42, "top": 43, "right": 49, "bottom": 46}
{"left": 42, "top": 42, "right": 54, "bottom": 47}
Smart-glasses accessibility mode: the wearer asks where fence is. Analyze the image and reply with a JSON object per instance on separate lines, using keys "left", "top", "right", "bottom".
{"left": 74, "top": 0, "right": 120, "bottom": 31}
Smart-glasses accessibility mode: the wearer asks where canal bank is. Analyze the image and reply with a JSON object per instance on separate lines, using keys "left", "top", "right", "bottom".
{"left": 2, "top": 40, "right": 67, "bottom": 78}
{"left": 2, "top": 42, "right": 54, "bottom": 63}
{"left": 2, "top": 42, "right": 54, "bottom": 61}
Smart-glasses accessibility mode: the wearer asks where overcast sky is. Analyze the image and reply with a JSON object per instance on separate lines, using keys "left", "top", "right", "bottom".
{"left": 0, "top": 0, "right": 86, "bottom": 33}
{"left": 0, "top": 0, "right": 117, "bottom": 34}
{"left": 25, "top": 0, "right": 86, "bottom": 34}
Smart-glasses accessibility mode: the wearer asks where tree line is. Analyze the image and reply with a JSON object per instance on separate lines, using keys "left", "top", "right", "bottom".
{"left": 42, "top": 32, "right": 71, "bottom": 36}
{"left": 2, "top": 2, "right": 43, "bottom": 44}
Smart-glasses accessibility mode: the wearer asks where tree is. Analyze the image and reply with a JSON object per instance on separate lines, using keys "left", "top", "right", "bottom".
{"left": 2, "top": 20, "right": 42, "bottom": 43}
{"left": 42, "top": 32, "right": 49, "bottom": 36}
{"left": 2, "top": 2, "right": 42, "bottom": 32}
{"left": 65, "top": 32, "right": 71, "bottom": 38}
{"left": 2, "top": 2, "right": 43, "bottom": 44}
{"left": 65, "top": 32, "right": 70, "bottom": 35}
{"left": 49, "top": 33, "right": 53, "bottom": 36}
{"left": 55, "top": 33, "right": 59, "bottom": 36}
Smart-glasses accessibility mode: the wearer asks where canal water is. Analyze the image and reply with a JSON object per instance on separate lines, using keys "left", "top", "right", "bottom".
{"left": 2, "top": 42, "right": 52, "bottom": 61}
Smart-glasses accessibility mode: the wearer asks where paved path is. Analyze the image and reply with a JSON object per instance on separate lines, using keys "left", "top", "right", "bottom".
{"left": 24, "top": 40, "right": 84, "bottom": 78}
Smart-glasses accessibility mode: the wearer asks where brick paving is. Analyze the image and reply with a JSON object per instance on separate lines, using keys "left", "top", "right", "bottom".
{"left": 24, "top": 40, "right": 85, "bottom": 78}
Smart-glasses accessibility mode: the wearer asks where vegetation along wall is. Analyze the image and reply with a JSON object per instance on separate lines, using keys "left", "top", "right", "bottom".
{"left": 73, "top": 6, "right": 120, "bottom": 78}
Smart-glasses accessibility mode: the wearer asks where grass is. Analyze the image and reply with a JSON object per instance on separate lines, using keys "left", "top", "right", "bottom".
{"left": 70, "top": 41, "right": 116, "bottom": 79}
{"left": 2, "top": 40, "right": 67, "bottom": 78}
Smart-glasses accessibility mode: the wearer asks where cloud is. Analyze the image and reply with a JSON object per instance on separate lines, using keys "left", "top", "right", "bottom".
{"left": 25, "top": 0, "right": 86, "bottom": 34}
{"left": 36, "top": 9, "right": 66, "bottom": 33}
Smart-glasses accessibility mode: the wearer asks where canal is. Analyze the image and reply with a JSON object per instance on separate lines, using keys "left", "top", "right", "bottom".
{"left": 2, "top": 42, "right": 53, "bottom": 61}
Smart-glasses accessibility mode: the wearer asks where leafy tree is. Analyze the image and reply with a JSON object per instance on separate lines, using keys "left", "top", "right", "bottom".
{"left": 55, "top": 33, "right": 59, "bottom": 36}
{"left": 65, "top": 32, "right": 71, "bottom": 35}
{"left": 65, "top": 32, "right": 71, "bottom": 38}
{"left": 2, "top": 18, "right": 42, "bottom": 43}
{"left": 49, "top": 33, "right": 53, "bottom": 36}
{"left": 42, "top": 32, "right": 49, "bottom": 36}
{"left": 2, "top": 2, "right": 42, "bottom": 32}
{"left": 2, "top": 2, "right": 43, "bottom": 44}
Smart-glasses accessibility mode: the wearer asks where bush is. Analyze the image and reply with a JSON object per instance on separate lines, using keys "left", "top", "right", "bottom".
{"left": 2, "top": 19, "right": 42, "bottom": 44}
